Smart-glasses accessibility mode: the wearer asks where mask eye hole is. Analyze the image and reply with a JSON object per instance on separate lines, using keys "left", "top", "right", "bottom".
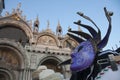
{"left": 78, "top": 46, "right": 83, "bottom": 52}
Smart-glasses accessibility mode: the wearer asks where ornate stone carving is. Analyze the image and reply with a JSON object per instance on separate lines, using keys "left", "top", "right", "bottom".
{"left": 0, "top": 49, "right": 19, "bottom": 69}
{"left": 38, "top": 35, "right": 57, "bottom": 46}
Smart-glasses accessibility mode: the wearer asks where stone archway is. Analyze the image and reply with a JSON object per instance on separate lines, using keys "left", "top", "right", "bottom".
{"left": 0, "top": 17, "right": 33, "bottom": 41}
{"left": 0, "top": 72, "right": 9, "bottom": 80}
{"left": 0, "top": 47, "right": 20, "bottom": 80}
{"left": 41, "top": 59, "right": 62, "bottom": 73}
{"left": 0, "top": 39, "right": 28, "bottom": 80}
{"left": 0, "top": 25, "right": 29, "bottom": 47}
{"left": 0, "top": 47, "right": 21, "bottom": 69}
{"left": 0, "top": 38, "right": 28, "bottom": 69}
{"left": 0, "top": 68, "right": 15, "bottom": 80}
{"left": 39, "top": 56, "right": 64, "bottom": 74}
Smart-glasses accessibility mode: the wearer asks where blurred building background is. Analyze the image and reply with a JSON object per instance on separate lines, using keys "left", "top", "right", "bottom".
{"left": 0, "top": 3, "right": 79, "bottom": 80}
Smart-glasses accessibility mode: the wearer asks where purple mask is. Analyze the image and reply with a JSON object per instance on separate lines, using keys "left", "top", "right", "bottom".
{"left": 70, "top": 40, "right": 95, "bottom": 72}
{"left": 69, "top": 8, "right": 112, "bottom": 72}
{"left": 59, "top": 7, "right": 112, "bottom": 73}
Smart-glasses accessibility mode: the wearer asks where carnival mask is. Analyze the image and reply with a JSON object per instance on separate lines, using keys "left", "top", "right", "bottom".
{"left": 59, "top": 7, "right": 113, "bottom": 72}
{"left": 70, "top": 40, "right": 95, "bottom": 71}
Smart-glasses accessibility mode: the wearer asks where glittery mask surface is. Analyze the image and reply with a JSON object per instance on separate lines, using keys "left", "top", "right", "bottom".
{"left": 59, "top": 7, "right": 112, "bottom": 73}
{"left": 70, "top": 40, "right": 95, "bottom": 72}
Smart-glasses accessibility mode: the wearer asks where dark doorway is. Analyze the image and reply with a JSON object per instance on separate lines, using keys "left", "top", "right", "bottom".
{"left": 0, "top": 74, "right": 6, "bottom": 80}
{"left": 0, "top": 72, "right": 10, "bottom": 80}
{"left": 41, "top": 59, "right": 63, "bottom": 73}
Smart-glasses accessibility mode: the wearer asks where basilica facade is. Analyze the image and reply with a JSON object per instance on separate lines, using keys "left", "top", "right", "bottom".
{"left": 0, "top": 3, "right": 78, "bottom": 80}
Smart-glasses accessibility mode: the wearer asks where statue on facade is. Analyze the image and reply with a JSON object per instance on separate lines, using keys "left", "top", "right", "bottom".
{"left": 0, "top": 0, "right": 5, "bottom": 15}
{"left": 59, "top": 7, "right": 120, "bottom": 80}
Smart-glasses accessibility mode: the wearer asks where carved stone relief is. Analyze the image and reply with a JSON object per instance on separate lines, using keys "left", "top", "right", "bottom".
{"left": 0, "top": 48, "right": 19, "bottom": 69}
{"left": 37, "top": 35, "right": 57, "bottom": 46}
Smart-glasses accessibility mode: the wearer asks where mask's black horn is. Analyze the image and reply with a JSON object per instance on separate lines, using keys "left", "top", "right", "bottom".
{"left": 77, "top": 12, "right": 101, "bottom": 43}
{"left": 69, "top": 30, "right": 92, "bottom": 40}
{"left": 58, "top": 59, "right": 71, "bottom": 66}
{"left": 74, "top": 21, "right": 97, "bottom": 38}
{"left": 97, "top": 7, "right": 113, "bottom": 49}
{"left": 67, "top": 33, "right": 84, "bottom": 43}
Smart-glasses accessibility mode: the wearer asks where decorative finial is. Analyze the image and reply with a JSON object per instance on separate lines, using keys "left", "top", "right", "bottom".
{"left": 34, "top": 15, "right": 39, "bottom": 27}
{"left": 56, "top": 20, "right": 62, "bottom": 33}
{"left": 12, "top": 9, "right": 15, "bottom": 14}
{"left": 11, "top": 2, "right": 23, "bottom": 17}
{"left": 58, "top": 20, "right": 60, "bottom": 26}
{"left": 56, "top": 20, "right": 62, "bottom": 37}
{"left": 17, "top": 3, "right": 21, "bottom": 9}
{"left": 23, "top": 15, "right": 26, "bottom": 20}
{"left": 47, "top": 20, "right": 50, "bottom": 29}
{"left": 16, "top": 3, "right": 21, "bottom": 14}
{"left": 36, "top": 15, "right": 39, "bottom": 24}
{"left": 33, "top": 15, "right": 39, "bottom": 33}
